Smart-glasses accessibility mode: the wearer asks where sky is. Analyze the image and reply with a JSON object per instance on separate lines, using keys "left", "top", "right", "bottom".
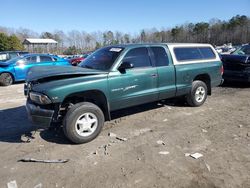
{"left": 0, "top": 0, "right": 249, "bottom": 34}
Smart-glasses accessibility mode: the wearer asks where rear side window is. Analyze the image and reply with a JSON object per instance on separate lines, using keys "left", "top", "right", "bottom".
{"left": 25, "top": 56, "right": 37, "bottom": 63}
{"left": 40, "top": 56, "right": 53, "bottom": 62}
{"left": 199, "top": 47, "right": 216, "bottom": 59}
{"left": 174, "top": 48, "right": 202, "bottom": 61}
{"left": 151, "top": 47, "right": 169, "bottom": 67}
{"left": 174, "top": 47, "right": 215, "bottom": 61}
{"left": 123, "top": 47, "right": 151, "bottom": 68}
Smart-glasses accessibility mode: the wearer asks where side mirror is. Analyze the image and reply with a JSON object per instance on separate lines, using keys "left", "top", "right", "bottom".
{"left": 118, "top": 62, "right": 134, "bottom": 71}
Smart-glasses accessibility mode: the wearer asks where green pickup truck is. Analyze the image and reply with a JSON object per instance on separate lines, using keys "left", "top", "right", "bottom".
{"left": 24, "top": 43, "right": 223, "bottom": 144}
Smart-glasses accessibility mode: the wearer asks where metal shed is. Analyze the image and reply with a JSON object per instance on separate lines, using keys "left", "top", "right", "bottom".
{"left": 23, "top": 38, "right": 58, "bottom": 53}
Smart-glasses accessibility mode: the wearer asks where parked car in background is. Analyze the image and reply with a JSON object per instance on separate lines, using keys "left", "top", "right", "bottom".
{"left": 0, "top": 54, "right": 71, "bottom": 86}
{"left": 24, "top": 43, "right": 223, "bottom": 144}
{"left": 70, "top": 54, "right": 89, "bottom": 66}
{"left": 221, "top": 44, "right": 250, "bottom": 82}
{"left": 0, "top": 51, "right": 29, "bottom": 62}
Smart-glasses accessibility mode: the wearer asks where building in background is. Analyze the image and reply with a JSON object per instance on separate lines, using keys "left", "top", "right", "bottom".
{"left": 23, "top": 38, "right": 58, "bottom": 53}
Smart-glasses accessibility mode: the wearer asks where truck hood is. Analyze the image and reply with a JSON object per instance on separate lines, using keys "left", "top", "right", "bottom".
{"left": 26, "top": 66, "right": 109, "bottom": 82}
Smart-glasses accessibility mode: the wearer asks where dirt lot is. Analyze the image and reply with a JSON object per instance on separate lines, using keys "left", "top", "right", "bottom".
{"left": 0, "top": 82, "right": 250, "bottom": 188}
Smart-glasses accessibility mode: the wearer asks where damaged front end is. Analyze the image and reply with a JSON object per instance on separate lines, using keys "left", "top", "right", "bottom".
{"left": 24, "top": 66, "right": 108, "bottom": 128}
{"left": 25, "top": 82, "right": 61, "bottom": 128}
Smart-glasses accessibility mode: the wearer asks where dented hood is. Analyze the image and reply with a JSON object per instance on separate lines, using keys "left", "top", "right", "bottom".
{"left": 26, "top": 66, "right": 108, "bottom": 82}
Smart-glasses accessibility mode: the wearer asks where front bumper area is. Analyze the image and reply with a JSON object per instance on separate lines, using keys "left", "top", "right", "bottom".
{"left": 26, "top": 100, "right": 54, "bottom": 128}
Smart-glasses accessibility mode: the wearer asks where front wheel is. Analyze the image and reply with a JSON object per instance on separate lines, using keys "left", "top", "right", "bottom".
{"left": 63, "top": 102, "right": 104, "bottom": 144}
{"left": 0, "top": 73, "right": 13, "bottom": 86}
{"left": 186, "top": 80, "right": 208, "bottom": 107}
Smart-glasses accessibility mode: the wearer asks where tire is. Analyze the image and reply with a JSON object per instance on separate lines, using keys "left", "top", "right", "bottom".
{"left": 0, "top": 73, "right": 13, "bottom": 86}
{"left": 186, "top": 80, "right": 208, "bottom": 107}
{"left": 63, "top": 102, "right": 104, "bottom": 144}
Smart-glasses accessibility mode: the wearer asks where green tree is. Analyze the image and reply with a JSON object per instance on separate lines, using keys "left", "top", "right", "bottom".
{"left": 8, "top": 35, "right": 24, "bottom": 50}
{"left": 0, "top": 33, "right": 9, "bottom": 51}
{"left": 0, "top": 33, "right": 23, "bottom": 51}
{"left": 63, "top": 46, "right": 78, "bottom": 55}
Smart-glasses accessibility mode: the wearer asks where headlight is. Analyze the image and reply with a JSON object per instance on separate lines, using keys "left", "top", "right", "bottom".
{"left": 29, "top": 92, "right": 52, "bottom": 105}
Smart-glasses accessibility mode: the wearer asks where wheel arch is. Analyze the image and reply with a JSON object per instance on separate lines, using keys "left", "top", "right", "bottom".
{"left": 0, "top": 71, "right": 15, "bottom": 82}
{"left": 62, "top": 90, "right": 111, "bottom": 121}
{"left": 193, "top": 74, "right": 211, "bottom": 95}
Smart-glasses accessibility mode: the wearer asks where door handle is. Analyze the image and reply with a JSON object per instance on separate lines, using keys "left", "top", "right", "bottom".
{"left": 151, "top": 73, "right": 158, "bottom": 78}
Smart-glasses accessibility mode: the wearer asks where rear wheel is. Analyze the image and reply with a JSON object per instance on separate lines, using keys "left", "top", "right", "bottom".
{"left": 186, "top": 80, "right": 207, "bottom": 107}
{"left": 63, "top": 102, "right": 104, "bottom": 144}
{"left": 0, "top": 73, "right": 13, "bottom": 86}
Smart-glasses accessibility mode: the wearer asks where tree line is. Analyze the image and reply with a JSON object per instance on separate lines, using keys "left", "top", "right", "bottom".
{"left": 0, "top": 15, "right": 249, "bottom": 54}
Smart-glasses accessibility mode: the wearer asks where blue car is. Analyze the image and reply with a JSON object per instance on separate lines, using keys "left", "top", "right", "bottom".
{"left": 0, "top": 54, "right": 71, "bottom": 86}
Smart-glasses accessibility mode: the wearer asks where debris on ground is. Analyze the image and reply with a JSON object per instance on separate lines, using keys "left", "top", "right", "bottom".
{"left": 134, "top": 128, "right": 153, "bottom": 137}
{"left": 202, "top": 129, "right": 208, "bottom": 133}
{"left": 109, "top": 140, "right": 118, "bottom": 144}
{"left": 247, "top": 132, "right": 250, "bottom": 137}
{"left": 103, "top": 145, "right": 108, "bottom": 155}
{"left": 167, "top": 107, "right": 172, "bottom": 110}
{"left": 184, "top": 153, "right": 191, "bottom": 157}
{"left": 190, "top": 153, "right": 203, "bottom": 159}
{"left": 159, "top": 151, "right": 170, "bottom": 155}
{"left": 238, "top": 124, "right": 243, "bottom": 128}
{"left": 21, "top": 131, "right": 36, "bottom": 143}
{"left": 108, "top": 132, "right": 117, "bottom": 138}
{"left": 115, "top": 136, "right": 128, "bottom": 142}
{"left": 156, "top": 140, "right": 166, "bottom": 145}
{"left": 108, "top": 132, "right": 127, "bottom": 142}
{"left": 163, "top": 119, "right": 168, "bottom": 122}
{"left": 205, "top": 163, "right": 211, "bottom": 172}
{"left": 7, "top": 180, "right": 18, "bottom": 188}
{"left": 34, "top": 183, "right": 42, "bottom": 188}
{"left": 18, "top": 158, "right": 69, "bottom": 163}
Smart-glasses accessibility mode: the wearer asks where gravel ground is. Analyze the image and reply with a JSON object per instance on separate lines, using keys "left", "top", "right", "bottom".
{"left": 0, "top": 82, "right": 250, "bottom": 188}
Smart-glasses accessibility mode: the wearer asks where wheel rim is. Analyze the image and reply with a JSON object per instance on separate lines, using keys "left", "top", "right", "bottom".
{"left": 195, "top": 86, "right": 206, "bottom": 103}
{"left": 75, "top": 112, "right": 98, "bottom": 137}
{"left": 5, "top": 74, "right": 12, "bottom": 85}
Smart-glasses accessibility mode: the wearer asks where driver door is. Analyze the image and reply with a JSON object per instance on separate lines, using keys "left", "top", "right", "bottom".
{"left": 108, "top": 47, "right": 158, "bottom": 111}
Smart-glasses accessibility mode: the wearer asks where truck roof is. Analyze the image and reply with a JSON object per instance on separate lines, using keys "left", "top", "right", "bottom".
{"left": 108, "top": 43, "right": 213, "bottom": 48}
{"left": 108, "top": 43, "right": 220, "bottom": 65}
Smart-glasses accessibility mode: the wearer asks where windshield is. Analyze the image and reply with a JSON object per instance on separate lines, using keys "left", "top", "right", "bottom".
{"left": 3, "top": 56, "right": 22, "bottom": 64}
{"left": 233, "top": 45, "right": 250, "bottom": 55}
{"left": 79, "top": 47, "right": 124, "bottom": 71}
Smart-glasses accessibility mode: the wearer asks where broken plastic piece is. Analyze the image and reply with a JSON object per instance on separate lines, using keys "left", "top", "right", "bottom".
{"left": 18, "top": 158, "right": 69, "bottom": 163}
{"left": 159, "top": 151, "right": 170, "bottom": 155}
{"left": 108, "top": 132, "right": 117, "bottom": 138}
{"left": 7, "top": 180, "right": 18, "bottom": 188}
{"left": 156, "top": 140, "right": 166, "bottom": 145}
{"left": 116, "top": 137, "right": 128, "bottom": 142}
{"left": 190, "top": 153, "right": 203, "bottom": 159}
